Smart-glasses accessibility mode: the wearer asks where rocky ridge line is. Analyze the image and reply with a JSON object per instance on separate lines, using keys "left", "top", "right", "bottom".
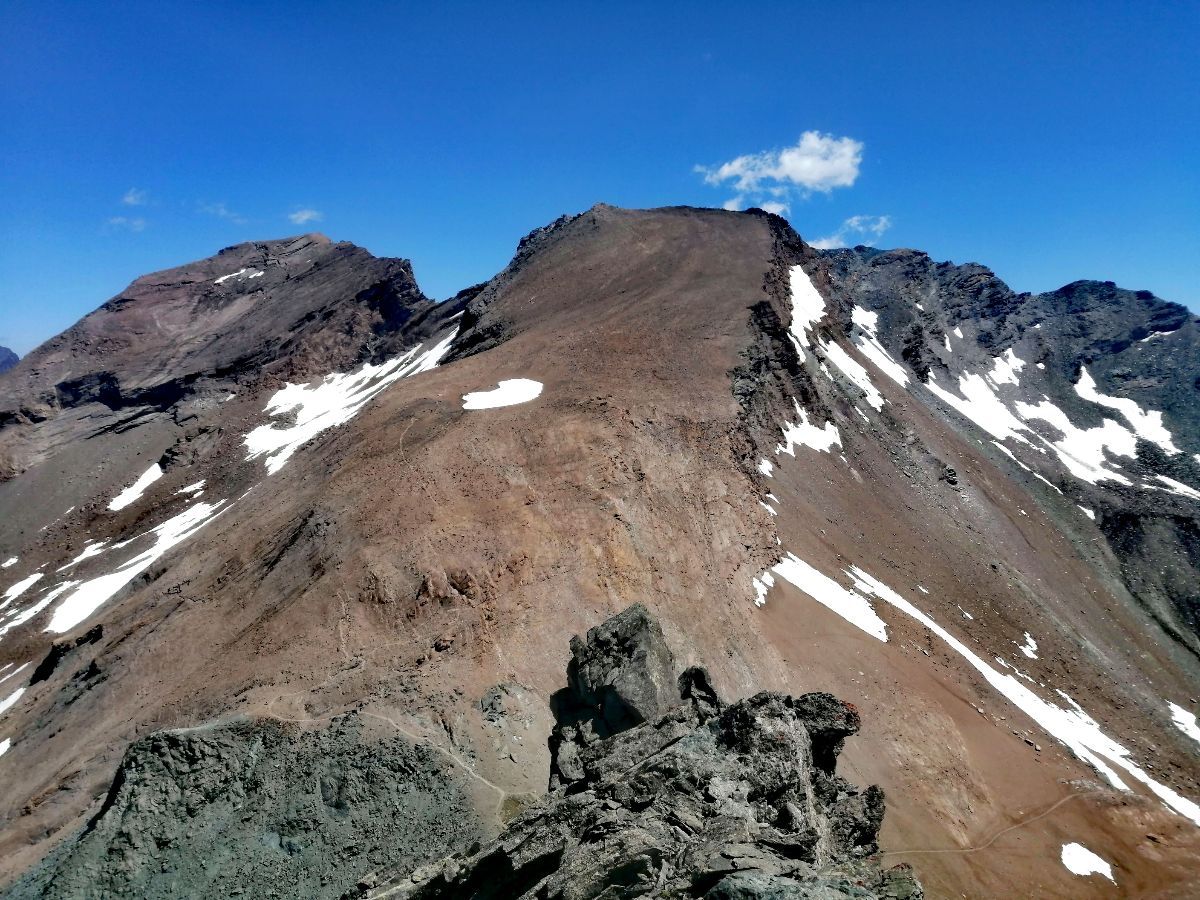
{"left": 356, "top": 604, "right": 922, "bottom": 899}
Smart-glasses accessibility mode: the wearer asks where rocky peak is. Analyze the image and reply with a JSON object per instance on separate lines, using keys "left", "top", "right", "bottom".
{"left": 365, "top": 604, "right": 922, "bottom": 900}
{"left": 0, "top": 346, "right": 17, "bottom": 375}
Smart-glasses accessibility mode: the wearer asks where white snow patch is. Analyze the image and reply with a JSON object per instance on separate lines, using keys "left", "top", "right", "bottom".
{"left": 953, "top": 326, "right": 964, "bottom": 339}
{"left": 462, "top": 378, "right": 543, "bottom": 410}
{"left": 0, "top": 686, "right": 25, "bottom": 716}
{"left": 0, "top": 663, "right": 29, "bottom": 685}
{"left": 1018, "top": 632, "right": 1039, "bottom": 659}
{"left": 1, "top": 574, "right": 43, "bottom": 610}
{"left": 1078, "top": 506, "right": 1096, "bottom": 520}
{"left": 852, "top": 306, "right": 909, "bottom": 387}
{"left": 1075, "top": 367, "right": 1179, "bottom": 455}
{"left": 0, "top": 582, "right": 77, "bottom": 641}
{"left": 757, "top": 459, "right": 774, "bottom": 477}
{"left": 926, "top": 373, "right": 1031, "bottom": 445}
{"left": 787, "top": 265, "right": 826, "bottom": 350}
{"left": 944, "top": 335, "right": 952, "bottom": 353}
{"left": 917, "top": 585, "right": 929, "bottom": 594}
{"left": 985, "top": 348, "right": 1025, "bottom": 387}
{"left": 759, "top": 502, "right": 778, "bottom": 516}
{"left": 108, "top": 463, "right": 164, "bottom": 511}
{"left": 1168, "top": 702, "right": 1200, "bottom": 746}
{"left": 1060, "top": 843, "right": 1114, "bottom": 882}
{"left": 221, "top": 393, "right": 236, "bottom": 402}
{"left": 214, "top": 267, "right": 263, "bottom": 285}
{"left": 958, "top": 605, "right": 974, "bottom": 620}
{"left": 1153, "top": 474, "right": 1200, "bottom": 502}
{"left": 776, "top": 400, "right": 841, "bottom": 456}
{"left": 823, "top": 342, "right": 885, "bottom": 411}
{"left": 1139, "top": 330, "right": 1175, "bottom": 343}
{"left": 176, "top": 481, "right": 206, "bottom": 496}
{"left": 245, "top": 331, "right": 457, "bottom": 475}
{"left": 751, "top": 572, "right": 776, "bottom": 607}
{"left": 768, "top": 553, "right": 889, "bottom": 641}
{"left": 0, "top": 738, "right": 9, "bottom": 757}
{"left": 840, "top": 566, "right": 1200, "bottom": 824}
{"left": 59, "top": 542, "right": 109, "bottom": 571}
{"left": 1, "top": 558, "right": 16, "bottom": 569}
{"left": 1015, "top": 397, "right": 1136, "bottom": 485}
{"left": 45, "top": 501, "right": 229, "bottom": 634}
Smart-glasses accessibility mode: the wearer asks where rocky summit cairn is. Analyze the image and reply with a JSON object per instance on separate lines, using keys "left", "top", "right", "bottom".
{"left": 361, "top": 604, "right": 922, "bottom": 899}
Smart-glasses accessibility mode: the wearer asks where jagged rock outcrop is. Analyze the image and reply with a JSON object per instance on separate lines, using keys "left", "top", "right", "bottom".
{"left": 361, "top": 605, "right": 922, "bottom": 900}
{"left": 0, "top": 346, "right": 17, "bottom": 376}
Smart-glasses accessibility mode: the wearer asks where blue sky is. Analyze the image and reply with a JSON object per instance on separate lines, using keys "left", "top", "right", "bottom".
{"left": 1, "top": 1, "right": 1196, "bottom": 355}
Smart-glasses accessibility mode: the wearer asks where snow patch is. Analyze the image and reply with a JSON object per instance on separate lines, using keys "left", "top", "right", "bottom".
{"left": 0, "top": 738, "right": 9, "bottom": 757}
{"left": 757, "top": 459, "right": 774, "bottom": 477}
{"left": 1168, "top": 702, "right": 1200, "bottom": 746}
{"left": 787, "top": 265, "right": 826, "bottom": 350}
{"left": 751, "top": 572, "right": 775, "bottom": 607}
{"left": 176, "top": 481, "right": 206, "bottom": 496}
{"left": 1, "top": 573, "right": 43, "bottom": 610}
{"left": 1078, "top": 506, "right": 1096, "bottom": 520}
{"left": 245, "top": 330, "right": 457, "bottom": 475}
{"left": 462, "top": 378, "right": 544, "bottom": 410}
{"left": 108, "top": 463, "right": 164, "bottom": 512}
{"left": 768, "top": 553, "right": 889, "bottom": 642}
{"left": 45, "top": 500, "right": 229, "bottom": 634}
{"left": 776, "top": 400, "right": 841, "bottom": 456}
{"left": 1060, "top": 843, "right": 1114, "bottom": 882}
{"left": 59, "top": 542, "right": 109, "bottom": 571}
{"left": 1075, "top": 367, "right": 1178, "bottom": 455}
{"left": 1, "top": 558, "right": 16, "bottom": 569}
{"left": 1153, "top": 474, "right": 1200, "bottom": 502}
{"left": 1018, "top": 632, "right": 1039, "bottom": 659}
{"left": 852, "top": 306, "right": 909, "bottom": 387}
{"left": 0, "top": 686, "right": 25, "bottom": 716}
{"left": 213, "top": 267, "right": 263, "bottom": 285}
{"left": 0, "top": 663, "right": 29, "bottom": 685}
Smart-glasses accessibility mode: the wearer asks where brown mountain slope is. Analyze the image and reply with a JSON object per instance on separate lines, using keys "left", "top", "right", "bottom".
{"left": 0, "top": 205, "right": 1197, "bottom": 897}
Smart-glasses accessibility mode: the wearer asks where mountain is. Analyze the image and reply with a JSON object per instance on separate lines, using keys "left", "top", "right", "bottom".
{"left": 0, "top": 205, "right": 1198, "bottom": 897}
{"left": 0, "top": 347, "right": 16, "bottom": 376}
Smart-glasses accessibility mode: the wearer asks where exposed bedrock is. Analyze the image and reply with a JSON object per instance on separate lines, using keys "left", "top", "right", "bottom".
{"left": 361, "top": 604, "right": 922, "bottom": 900}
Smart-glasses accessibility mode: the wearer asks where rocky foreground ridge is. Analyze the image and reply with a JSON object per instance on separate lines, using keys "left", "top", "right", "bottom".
{"left": 356, "top": 604, "right": 921, "bottom": 900}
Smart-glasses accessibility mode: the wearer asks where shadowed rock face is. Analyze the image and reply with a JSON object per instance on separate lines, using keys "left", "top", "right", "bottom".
{"left": 0, "top": 346, "right": 17, "bottom": 376}
{"left": 360, "top": 605, "right": 922, "bottom": 900}
{"left": 7, "top": 716, "right": 482, "bottom": 900}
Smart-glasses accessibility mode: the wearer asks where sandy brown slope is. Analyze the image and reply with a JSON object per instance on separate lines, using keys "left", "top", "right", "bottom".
{"left": 0, "top": 206, "right": 1197, "bottom": 896}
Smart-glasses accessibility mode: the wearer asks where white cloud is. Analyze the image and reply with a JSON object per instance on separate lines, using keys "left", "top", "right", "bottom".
{"left": 758, "top": 201, "right": 790, "bottom": 216}
{"left": 121, "top": 188, "right": 147, "bottom": 206}
{"left": 288, "top": 208, "right": 323, "bottom": 225}
{"left": 698, "top": 131, "right": 864, "bottom": 213}
{"left": 809, "top": 214, "right": 892, "bottom": 250}
{"left": 199, "top": 202, "right": 247, "bottom": 225}
{"left": 106, "top": 216, "right": 146, "bottom": 232}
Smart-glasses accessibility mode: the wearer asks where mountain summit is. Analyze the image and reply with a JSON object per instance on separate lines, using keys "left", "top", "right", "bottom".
{"left": 0, "top": 205, "right": 1198, "bottom": 897}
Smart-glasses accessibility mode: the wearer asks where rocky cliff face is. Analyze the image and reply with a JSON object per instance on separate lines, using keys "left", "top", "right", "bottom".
{"left": 0, "top": 346, "right": 17, "bottom": 376}
{"left": 358, "top": 604, "right": 921, "bottom": 900}
{"left": 1, "top": 206, "right": 1199, "bottom": 897}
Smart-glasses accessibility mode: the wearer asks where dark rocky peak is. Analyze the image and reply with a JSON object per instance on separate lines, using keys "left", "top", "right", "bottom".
{"left": 0, "top": 345, "right": 17, "bottom": 375}
{"left": 366, "top": 604, "right": 922, "bottom": 900}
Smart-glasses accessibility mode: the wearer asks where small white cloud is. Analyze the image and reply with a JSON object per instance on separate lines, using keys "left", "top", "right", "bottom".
{"left": 106, "top": 216, "right": 147, "bottom": 232}
{"left": 199, "top": 202, "right": 247, "bottom": 225}
{"left": 288, "top": 208, "right": 323, "bottom": 225}
{"left": 122, "top": 188, "right": 147, "bottom": 206}
{"left": 699, "top": 131, "right": 864, "bottom": 201}
{"left": 758, "top": 201, "right": 790, "bottom": 216}
{"left": 810, "top": 214, "right": 892, "bottom": 250}
{"left": 721, "top": 196, "right": 744, "bottom": 211}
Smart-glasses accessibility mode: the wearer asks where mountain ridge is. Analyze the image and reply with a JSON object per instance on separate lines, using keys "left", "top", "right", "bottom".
{"left": 0, "top": 204, "right": 1198, "bottom": 897}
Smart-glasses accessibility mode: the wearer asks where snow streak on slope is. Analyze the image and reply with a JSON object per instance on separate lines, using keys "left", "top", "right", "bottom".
{"left": 756, "top": 552, "right": 1200, "bottom": 825}
{"left": 776, "top": 400, "right": 841, "bottom": 456}
{"left": 245, "top": 331, "right": 457, "bottom": 474}
{"left": 851, "top": 306, "right": 909, "bottom": 387}
{"left": 924, "top": 349, "right": 1186, "bottom": 488}
{"left": 1, "top": 574, "right": 43, "bottom": 611}
{"left": 787, "top": 265, "right": 886, "bottom": 411}
{"left": 45, "top": 500, "right": 230, "bottom": 634}
{"left": 108, "top": 464, "right": 164, "bottom": 511}
{"left": 1169, "top": 702, "right": 1200, "bottom": 746}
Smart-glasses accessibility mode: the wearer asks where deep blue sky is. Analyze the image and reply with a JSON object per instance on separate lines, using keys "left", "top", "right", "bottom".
{"left": 1, "top": 1, "right": 1196, "bottom": 355}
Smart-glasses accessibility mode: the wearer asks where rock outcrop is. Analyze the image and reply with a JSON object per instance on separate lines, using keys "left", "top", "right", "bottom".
{"left": 0, "top": 346, "right": 17, "bottom": 376}
{"left": 361, "top": 604, "right": 922, "bottom": 899}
